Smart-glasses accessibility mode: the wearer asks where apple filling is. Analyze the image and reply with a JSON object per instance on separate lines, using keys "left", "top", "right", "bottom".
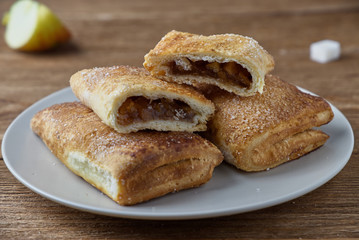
{"left": 169, "top": 58, "right": 252, "bottom": 89}
{"left": 117, "top": 96, "right": 197, "bottom": 126}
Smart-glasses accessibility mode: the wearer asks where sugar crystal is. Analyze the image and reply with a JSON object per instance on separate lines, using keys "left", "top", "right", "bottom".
{"left": 310, "top": 40, "right": 340, "bottom": 63}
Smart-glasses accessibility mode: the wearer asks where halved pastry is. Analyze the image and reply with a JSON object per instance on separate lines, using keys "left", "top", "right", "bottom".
{"left": 30, "top": 102, "right": 223, "bottom": 206}
{"left": 143, "top": 30, "right": 274, "bottom": 96}
{"left": 70, "top": 66, "right": 215, "bottom": 133}
{"left": 202, "top": 75, "right": 334, "bottom": 172}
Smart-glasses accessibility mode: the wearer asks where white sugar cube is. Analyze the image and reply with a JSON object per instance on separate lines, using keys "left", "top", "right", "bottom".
{"left": 310, "top": 40, "right": 341, "bottom": 63}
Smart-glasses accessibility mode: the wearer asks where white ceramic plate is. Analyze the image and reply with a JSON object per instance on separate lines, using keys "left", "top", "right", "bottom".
{"left": 2, "top": 87, "right": 354, "bottom": 220}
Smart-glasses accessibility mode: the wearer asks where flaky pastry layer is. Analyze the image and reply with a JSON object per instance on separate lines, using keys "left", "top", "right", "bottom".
{"left": 144, "top": 30, "right": 274, "bottom": 96}
{"left": 70, "top": 65, "right": 215, "bottom": 133}
{"left": 30, "top": 102, "right": 223, "bottom": 205}
{"left": 202, "top": 75, "right": 334, "bottom": 171}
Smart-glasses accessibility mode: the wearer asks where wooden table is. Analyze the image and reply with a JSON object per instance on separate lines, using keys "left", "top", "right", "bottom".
{"left": 1, "top": 0, "right": 358, "bottom": 238}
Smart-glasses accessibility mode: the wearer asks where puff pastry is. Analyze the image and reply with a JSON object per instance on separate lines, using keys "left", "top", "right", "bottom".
{"left": 143, "top": 30, "right": 274, "bottom": 96}
{"left": 70, "top": 65, "right": 215, "bottom": 133}
{"left": 202, "top": 75, "right": 334, "bottom": 171}
{"left": 30, "top": 102, "right": 223, "bottom": 205}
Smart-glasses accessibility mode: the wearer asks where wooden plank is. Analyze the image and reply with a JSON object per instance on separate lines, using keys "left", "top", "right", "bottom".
{"left": 1, "top": 156, "right": 358, "bottom": 238}
{"left": 0, "top": 0, "right": 358, "bottom": 238}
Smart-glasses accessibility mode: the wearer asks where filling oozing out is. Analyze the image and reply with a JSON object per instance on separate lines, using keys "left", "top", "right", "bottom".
{"left": 117, "top": 96, "right": 197, "bottom": 126}
{"left": 169, "top": 58, "right": 252, "bottom": 88}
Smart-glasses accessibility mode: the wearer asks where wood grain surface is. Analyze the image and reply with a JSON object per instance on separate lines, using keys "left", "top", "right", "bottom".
{"left": 0, "top": 0, "right": 358, "bottom": 239}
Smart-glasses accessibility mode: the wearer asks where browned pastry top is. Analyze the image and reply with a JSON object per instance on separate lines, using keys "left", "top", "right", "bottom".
{"left": 201, "top": 74, "right": 334, "bottom": 170}
{"left": 31, "top": 102, "right": 222, "bottom": 180}
{"left": 70, "top": 65, "right": 215, "bottom": 133}
{"left": 146, "top": 30, "right": 274, "bottom": 71}
{"left": 206, "top": 75, "right": 332, "bottom": 140}
{"left": 73, "top": 65, "right": 210, "bottom": 103}
{"left": 143, "top": 30, "right": 274, "bottom": 96}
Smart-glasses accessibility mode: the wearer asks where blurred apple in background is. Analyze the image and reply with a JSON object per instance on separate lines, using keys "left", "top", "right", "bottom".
{"left": 2, "top": 0, "right": 71, "bottom": 51}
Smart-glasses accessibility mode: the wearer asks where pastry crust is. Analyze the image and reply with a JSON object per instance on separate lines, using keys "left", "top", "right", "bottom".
{"left": 143, "top": 30, "right": 274, "bottom": 96}
{"left": 30, "top": 102, "right": 223, "bottom": 205}
{"left": 70, "top": 65, "right": 215, "bottom": 133}
{"left": 202, "top": 75, "right": 334, "bottom": 171}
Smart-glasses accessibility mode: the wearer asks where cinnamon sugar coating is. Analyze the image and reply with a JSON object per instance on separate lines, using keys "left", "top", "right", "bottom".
{"left": 201, "top": 75, "right": 334, "bottom": 171}
{"left": 144, "top": 30, "right": 274, "bottom": 96}
{"left": 30, "top": 102, "right": 223, "bottom": 205}
{"left": 70, "top": 65, "right": 215, "bottom": 133}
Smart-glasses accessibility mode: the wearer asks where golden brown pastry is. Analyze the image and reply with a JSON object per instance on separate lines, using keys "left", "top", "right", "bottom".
{"left": 202, "top": 75, "right": 334, "bottom": 172}
{"left": 143, "top": 30, "right": 274, "bottom": 96}
{"left": 30, "top": 102, "right": 223, "bottom": 205}
{"left": 70, "top": 65, "right": 215, "bottom": 133}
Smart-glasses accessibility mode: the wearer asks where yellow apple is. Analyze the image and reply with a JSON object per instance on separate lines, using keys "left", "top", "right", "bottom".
{"left": 3, "top": 0, "right": 71, "bottom": 51}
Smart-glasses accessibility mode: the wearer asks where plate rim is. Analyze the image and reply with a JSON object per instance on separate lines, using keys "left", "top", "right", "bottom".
{"left": 1, "top": 87, "right": 355, "bottom": 220}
